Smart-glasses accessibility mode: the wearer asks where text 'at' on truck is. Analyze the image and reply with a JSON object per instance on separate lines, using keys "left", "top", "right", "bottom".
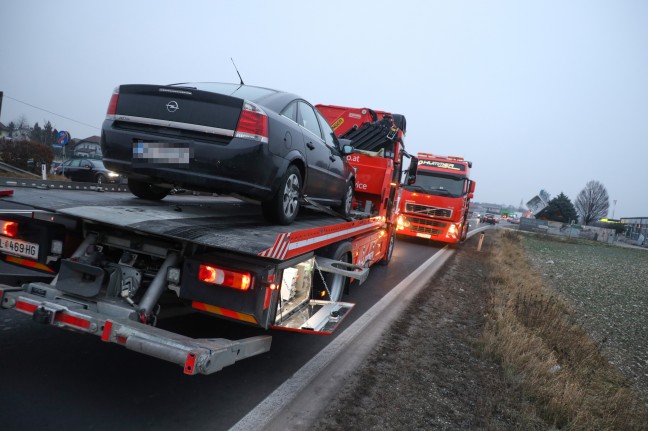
{"left": 396, "top": 153, "right": 475, "bottom": 245}
{"left": 0, "top": 105, "right": 410, "bottom": 375}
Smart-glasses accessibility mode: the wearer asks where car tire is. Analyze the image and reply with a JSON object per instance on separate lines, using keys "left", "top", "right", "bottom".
{"left": 262, "top": 165, "right": 301, "bottom": 225}
{"left": 95, "top": 173, "right": 107, "bottom": 184}
{"left": 314, "top": 241, "right": 352, "bottom": 302}
{"left": 333, "top": 181, "right": 354, "bottom": 219}
{"left": 127, "top": 177, "right": 171, "bottom": 200}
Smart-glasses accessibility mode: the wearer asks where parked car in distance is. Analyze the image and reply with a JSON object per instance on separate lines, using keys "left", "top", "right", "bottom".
{"left": 101, "top": 82, "right": 355, "bottom": 225}
{"left": 55, "top": 158, "right": 121, "bottom": 184}
{"left": 482, "top": 213, "right": 498, "bottom": 225}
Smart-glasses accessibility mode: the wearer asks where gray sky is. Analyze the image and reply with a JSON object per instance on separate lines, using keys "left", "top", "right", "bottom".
{"left": 2, "top": 0, "right": 647, "bottom": 217}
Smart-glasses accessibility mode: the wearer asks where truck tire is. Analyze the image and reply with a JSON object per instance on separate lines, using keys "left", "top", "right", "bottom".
{"left": 332, "top": 181, "right": 353, "bottom": 219}
{"left": 128, "top": 177, "right": 171, "bottom": 200}
{"left": 377, "top": 231, "right": 395, "bottom": 266}
{"left": 262, "top": 165, "right": 301, "bottom": 225}
{"left": 314, "top": 241, "right": 352, "bottom": 302}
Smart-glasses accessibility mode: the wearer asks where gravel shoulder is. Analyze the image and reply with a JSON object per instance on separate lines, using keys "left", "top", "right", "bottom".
{"left": 312, "top": 232, "right": 545, "bottom": 430}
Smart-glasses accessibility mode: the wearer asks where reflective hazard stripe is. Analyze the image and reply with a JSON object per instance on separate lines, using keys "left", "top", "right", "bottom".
{"left": 258, "top": 219, "right": 383, "bottom": 260}
{"left": 192, "top": 301, "right": 258, "bottom": 324}
{"left": 259, "top": 233, "right": 290, "bottom": 259}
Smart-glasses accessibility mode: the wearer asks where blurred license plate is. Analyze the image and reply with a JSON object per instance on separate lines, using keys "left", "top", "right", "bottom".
{"left": 416, "top": 233, "right": 432, "bottom": 239}
{"left": 133, "top": 142, "right": 192, "bottom": 164}
{"left": 0, "top": 236, "right": 39, "bottom": 259}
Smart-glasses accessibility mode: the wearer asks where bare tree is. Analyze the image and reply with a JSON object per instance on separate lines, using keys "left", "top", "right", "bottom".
{"left": 575, "top": 180, "right": 609, "bottom": 225}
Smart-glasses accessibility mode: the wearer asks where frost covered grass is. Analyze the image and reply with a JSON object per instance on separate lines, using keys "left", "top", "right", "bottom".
{"left": 521, "top": 233, "right": 648, "bottom": 403}
{"left": 481, "top": 230, "right": 648, "bottom": 430}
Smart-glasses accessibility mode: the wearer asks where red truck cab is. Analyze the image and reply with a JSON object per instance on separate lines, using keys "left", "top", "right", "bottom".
{"left": 397, "top": 153, "right": 475, "bottom": 244}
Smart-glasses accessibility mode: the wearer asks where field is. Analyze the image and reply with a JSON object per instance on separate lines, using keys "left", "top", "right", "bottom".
{"left": 312, "top": 230, "right": 648, "bottom": 430}
{"left": 522, "top": 234, "right": 648, "bottom": 403}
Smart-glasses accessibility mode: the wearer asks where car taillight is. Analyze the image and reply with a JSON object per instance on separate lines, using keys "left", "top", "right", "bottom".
{"left": 106, "top": 87, "right": 119, "bottom": 117}
{"left": 198, "top": 264, "right": 252, "bottom": 291}
{"left": 1, "top": 220, "right": 18, "bottom": 237}
{"left": 235, "top": 101, "right": 269, "bottom": 143}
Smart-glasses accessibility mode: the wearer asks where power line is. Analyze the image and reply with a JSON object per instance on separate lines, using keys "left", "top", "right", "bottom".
{"left": 3, "top": 94, "right": 100, "bottom": 130}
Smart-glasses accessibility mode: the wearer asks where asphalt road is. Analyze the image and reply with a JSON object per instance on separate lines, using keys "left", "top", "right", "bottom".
{"left": 0, "top": 194, "right": 443, "bottom": 431}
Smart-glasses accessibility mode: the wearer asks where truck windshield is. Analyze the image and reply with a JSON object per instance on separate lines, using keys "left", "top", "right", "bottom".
{"left": 404, "top": 172, "right": 464, "bottom": 197}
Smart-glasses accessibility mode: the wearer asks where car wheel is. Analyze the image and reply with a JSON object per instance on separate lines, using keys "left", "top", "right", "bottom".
{"left": 314, "top": 241, "right": 352, "bottom": 302}
{"left": 333, "top": 181, "right": 354, "bottom": 218}
{"left": 262, "top": 165, "right": 301, "bottom": 225}
{"left": 127, "top": 177, "right": 171, "bottom": 200}
{"left": 95, "top": 173, "right": 107, "bottom": 184}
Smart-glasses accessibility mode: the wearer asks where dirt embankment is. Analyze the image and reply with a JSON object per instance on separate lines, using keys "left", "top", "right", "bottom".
{"left": 312, "top": 230, "right": 648, "bottom": 430}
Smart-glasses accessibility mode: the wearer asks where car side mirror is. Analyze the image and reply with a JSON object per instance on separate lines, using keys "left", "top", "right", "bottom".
{"left": 469, "top": 180, "right": 476, "bottom": 193}
{"left": 467, "top": 193, "right": 474, "bottom": 199}
{"left": 339, "top": 139, "right": 354, "bottom": 155}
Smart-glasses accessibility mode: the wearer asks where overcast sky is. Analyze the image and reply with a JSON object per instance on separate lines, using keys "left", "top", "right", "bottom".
{"left": 2, "top": 0, "right": 647, "bottom": 217}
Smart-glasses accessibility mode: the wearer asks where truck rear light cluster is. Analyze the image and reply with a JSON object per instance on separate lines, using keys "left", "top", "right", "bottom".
{"left": 235, "top": 101, "right": 269, "bottom": 144}
{"left": 1, "top": 220, "right": 18, "bottom": 237}
{"left": 106, "top": 87, "right": 119, "bottom": 117}
{"left": 198, "top": 264, "right": 251, "bottom": 291}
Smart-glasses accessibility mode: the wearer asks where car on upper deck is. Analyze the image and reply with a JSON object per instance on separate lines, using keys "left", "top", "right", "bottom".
{"left": 101, "top": 82, "right": 355, "bottom": 225}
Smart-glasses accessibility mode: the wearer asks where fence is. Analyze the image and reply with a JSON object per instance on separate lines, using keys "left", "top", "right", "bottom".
{"left": 518, "top": 218, "right": 616, "bottom": 244}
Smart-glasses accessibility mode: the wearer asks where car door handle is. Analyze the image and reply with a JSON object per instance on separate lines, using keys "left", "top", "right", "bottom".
{"left": 306, "top": 142, "right": 315, "bottom": 150}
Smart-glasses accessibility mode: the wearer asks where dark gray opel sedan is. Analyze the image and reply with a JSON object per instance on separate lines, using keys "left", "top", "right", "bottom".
{"left": 101, "top": 82, "right": 355, "bottom": 225}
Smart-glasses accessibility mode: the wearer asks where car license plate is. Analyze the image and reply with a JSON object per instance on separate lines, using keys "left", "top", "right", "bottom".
{"left": 0, "top": 236, "right": 39, "bottom": 259}
{"left": 133, "top": 141, "right": 192, "bottom": 164}
{"left": 416, "top": 233, "right": 432, "bottom": 239}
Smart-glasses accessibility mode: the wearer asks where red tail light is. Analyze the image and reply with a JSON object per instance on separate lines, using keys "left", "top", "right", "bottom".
{"left": 198, "top": 264, "right": 252, "bottom": 291}
{"left": 106, "top": 87, "right": 119, "bottom": 117}
{"left": 235, "top": 101, "right": 269, "bottom": 143}
{"left": 1, "top": 220, "right": 18, "bottom": 237}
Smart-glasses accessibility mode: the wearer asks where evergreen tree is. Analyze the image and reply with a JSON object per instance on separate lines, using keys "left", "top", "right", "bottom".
{"left": 543, "top": 192, "right": 578, "bottom": 223}
{"left": 30, "top": 122, "right": 43, "bottom": 143}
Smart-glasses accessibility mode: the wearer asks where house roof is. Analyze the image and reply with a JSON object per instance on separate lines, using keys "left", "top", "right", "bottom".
{"left": 76, "top": 135, "right": 101, "bottom": 144}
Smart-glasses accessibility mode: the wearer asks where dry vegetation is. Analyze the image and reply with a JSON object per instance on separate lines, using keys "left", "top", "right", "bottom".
{"left": 312, "top": 230, "right": 648, "bottom": 430}
{"left": 482, "top": 231, "right": 648, "bottom": 430}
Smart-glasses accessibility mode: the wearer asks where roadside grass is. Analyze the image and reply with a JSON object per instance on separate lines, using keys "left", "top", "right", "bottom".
{"left": 479, "top": 230, "right": 648, "bottom": 430}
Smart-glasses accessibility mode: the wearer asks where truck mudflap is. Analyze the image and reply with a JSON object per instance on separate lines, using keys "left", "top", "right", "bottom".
{"left": 0, "top": 284, "right": 272, "bottom": 375}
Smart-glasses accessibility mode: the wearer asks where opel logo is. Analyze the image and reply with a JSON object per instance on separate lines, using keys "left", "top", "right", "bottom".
{"left": 166, "top": 101, "right": 179, "bottom": 113}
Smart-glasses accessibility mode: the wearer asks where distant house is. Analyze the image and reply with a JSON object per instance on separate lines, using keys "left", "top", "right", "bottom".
{"left": 0, "top": 122, "right": 9, "bottom": 139}
{"left": 70, "top": 135, "right": 102, "bottom": 158}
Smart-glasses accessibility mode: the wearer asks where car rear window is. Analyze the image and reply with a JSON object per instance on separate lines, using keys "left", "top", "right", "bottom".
{"left": 170, "top": 82, "right": 277, "bottom": 101}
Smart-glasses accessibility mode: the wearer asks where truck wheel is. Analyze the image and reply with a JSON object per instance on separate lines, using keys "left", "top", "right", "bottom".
{"left": 378, "top": 231, "right": 395, "bottom": 266}
{"left": 333, "top": 181, "right": 353, "bottom": 218}
{"left": 314, "top": 241, "right": 352, "bottom": 302}
{"left": 262, "top": 165, "right": 301, "bottom": 225}
{"left": 128, "top": 177, "right": 171, "bottom": 200}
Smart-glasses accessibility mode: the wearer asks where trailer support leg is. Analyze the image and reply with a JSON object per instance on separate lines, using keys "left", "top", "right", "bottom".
{"left": 138, "top": 252, "right": 180, "bottom": 321}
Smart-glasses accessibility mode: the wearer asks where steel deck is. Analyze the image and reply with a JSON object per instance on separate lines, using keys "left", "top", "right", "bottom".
{"left": 1, "top": 187, "right": 382, "bottom": 259}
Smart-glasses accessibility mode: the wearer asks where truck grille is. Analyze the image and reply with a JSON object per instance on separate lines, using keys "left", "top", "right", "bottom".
{"left": 405, "top": 203, "right": 452, "bottom": 218}
{"left": 409, "top": 217, "right": 447, "bottom": 236}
